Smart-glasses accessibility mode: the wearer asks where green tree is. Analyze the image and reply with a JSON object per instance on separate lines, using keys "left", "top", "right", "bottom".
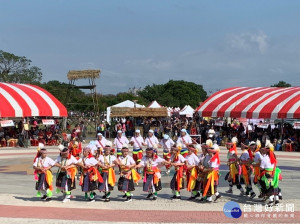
{"left": 0, "top": 50, "right": 42, "bottom": 83}
{"left": 271, "top": 81, "right": 292, "bottom": 87}
{"left": 138, "top": 80, "right": 207, "bottom": 108}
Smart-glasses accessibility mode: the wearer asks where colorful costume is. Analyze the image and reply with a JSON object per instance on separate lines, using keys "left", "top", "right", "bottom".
{"left": 170, "top": 152, "right": 186, "bottom": 199}
{"left": 33, "top": 155, "right": 55, "bottom": 200}
{"left": 55, "top": 154, "right": 78, "bottom": 202}
{"left": 139, "top": 154, "right": 164, "bottom": 200}
{"left": 117, "top": 155, "right": 140, "bottom": 201}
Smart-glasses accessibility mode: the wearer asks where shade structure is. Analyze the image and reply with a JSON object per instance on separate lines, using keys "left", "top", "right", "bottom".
{"left": 148, "top": 100, "right": 163, "bottom": 108}
{"left": 0, "top": 82, "right": 68, "bottom": 117}
{"left": 196, "top": 87, "right": 300, "bottom": 119}
{"left": 179, "top": 105, "right": 195, "bottom": 117}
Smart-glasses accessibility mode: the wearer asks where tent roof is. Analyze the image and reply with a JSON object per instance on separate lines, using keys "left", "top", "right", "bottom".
{"left": 111, "top": 100, "right": 144, "bottom": 108}
{"left": 0, "top": 82, "right": 67, "bottom": 117}
{"left": 148, "top": 100, "right": 163, "bottom": 108}
{"left": 196, "top": 87, "right": 300, "bottom": 119}
{"left": 179, "top": 105, "right": 195, "bottom": 115}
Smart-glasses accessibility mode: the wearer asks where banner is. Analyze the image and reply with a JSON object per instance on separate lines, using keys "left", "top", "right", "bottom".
{"left": 0, "top": 120, "right": 15, "bottom": 127}
{"left": 257, "top": 122, "right": 269, "bottom": 129}
{"left": 214, "top": 120, "right": 224, "bottom": 126}
{"left": 42, "top": 119, "right": 55, "bottom": 125}
{"left": 294, "top": 122, "right": 300, "bottom": 129}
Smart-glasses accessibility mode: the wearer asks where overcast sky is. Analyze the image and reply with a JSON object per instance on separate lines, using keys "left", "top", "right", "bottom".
{"left": 1, "top": 0, "right": 300, "bottom": 95}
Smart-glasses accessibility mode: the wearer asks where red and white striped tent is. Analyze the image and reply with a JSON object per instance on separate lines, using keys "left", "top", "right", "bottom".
{"left": 196, "top": 87, "right": 300, "bottom": 119}
{"left": 0, "top": 82, "right": 67, "bottom": 117}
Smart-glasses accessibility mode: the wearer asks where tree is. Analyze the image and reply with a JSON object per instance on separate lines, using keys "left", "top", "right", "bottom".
{"left": 138, "top": 80, "right": 207, "bottom": 108}
{"left": 0, "top": 50, "right": 42, "bottom": 83}
{"left": 271, "top": 81, "right": 291, "bottom": 87}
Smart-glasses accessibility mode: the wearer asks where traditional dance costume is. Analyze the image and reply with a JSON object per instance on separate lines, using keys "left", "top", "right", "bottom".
{"left": 176, "top": 129, "right": 192, "bottom": 158}
{"left": 55, "top": 154, "right": 78, "bottom": 202}
{"left": 98, "top": 154, "right": 117, "bottom": 201}
{"left": 79, "top": 155, "right": 103, "bottom": 202}
{"left": 202, "top": 149, "right": 221, "bottom": 202}
{"left": 139, "top": 154, "right": 164, "bottom": 200}
{"left": 170, "top": 152, "right": 186, "bottom": 199}
{"left": 185, "top": 152, "right": 201, "bottom": 199}
{"left": 33, "top": 156, "right": 56, "bottom": 200}
{"left": 225, "top": 143, "right": 245, "bottom": 195}
{"left": 160, "top": 136, "right": 174, "bottom": 173}
{"left": 117, "top": 155, "right": 140, "bottom": 202}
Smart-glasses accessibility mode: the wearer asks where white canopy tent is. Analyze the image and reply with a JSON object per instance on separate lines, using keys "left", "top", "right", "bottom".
{"left": 179, "top": 105, "right": 195, "bottom": 117}
{"left": 148, "top": 100, "right": 163, "bottom": 108}
{"left": 106, "top": 100, "right": 145, "bottom": 124}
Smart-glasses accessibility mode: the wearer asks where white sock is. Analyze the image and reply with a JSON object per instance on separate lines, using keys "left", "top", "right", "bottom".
{"left": 269, "top": 195, "right": 274, "bottom": 202}
{"left": 275, "top": 195, "right": 279, "bottom": 201}
{"left": 215, "top": 192, "right": 220, "bottom": 196}
{"left": 207, "top": 196, "right": 212, "bottom": 201}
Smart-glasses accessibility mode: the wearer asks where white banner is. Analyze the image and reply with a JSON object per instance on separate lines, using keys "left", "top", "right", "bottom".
{"left": 294, "top": 122, "right": 300, "bottom": 129}
{"left": 257, "top": 123, "right": 269, "bottom": 129}
{"left": 42, "top": 119, "right": 55, "bottom": 125}
{"left": 214, "top": 120, "right": 224, "bottom": 126}
{"left": 0, "top": 120, "right": 15, "bottom": 127}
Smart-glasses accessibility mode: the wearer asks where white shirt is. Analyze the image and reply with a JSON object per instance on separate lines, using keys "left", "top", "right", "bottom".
{"left": 55, "top": 155, "right": 79, "bottom": 166}
{"left": 82, "top": 157, "right": 98, "bottom": 166}
{"left": 98, "top": 155, "right": 117, "bottom": 165}
{"left": 170, "top": 154, "right": 186, "bottom": 164}
{"left": 160, "top": 139, "right": 175, "bottom": 152}
{"left": 145, "top": 136, "right": 159, "bottom": 148}
{"left": 33, "top": 156, "right": 55, "bottom": 167}
{"left": 176, "top": 135, "right": 192, "bottom": 148}
{"left": 240, "top": 150, "right": 250, "bottom": 161}
{"left": 97, "top": 138, "right": 107, "bottom": 148}
{"left": 139, "top": 156, "right": 165, "bottom": 167}
{"left": 260, "top": 154, "right": 275, "bottom": 169}
{"left": 185, "top": 153, "right": 200, "bottom": 166}
{"left": 254, "top": 151, "right": 263, "bottom": 164}
{"left": 118, "top": 155, "right": 136, "bottom": 166}
{"left": 113, "top": 136, "right": 129, "bottom": 150}
{"left": 130, "top": 135, "right": 145, "bottom": 150}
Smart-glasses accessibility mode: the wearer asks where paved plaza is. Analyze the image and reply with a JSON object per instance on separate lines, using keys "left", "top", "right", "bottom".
{"left": 0, "top": 143, "right": 299, "bottom": 223}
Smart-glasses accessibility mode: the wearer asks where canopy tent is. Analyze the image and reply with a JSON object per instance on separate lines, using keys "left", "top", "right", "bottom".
{"left": 196, "top": 87, "right": 300, "bottom": 119}
{"left": 106, "top": 100, "right": 145, "bottom": 124}
{"left": 148, "top": 100, "right": 163, "bottom": 108}
{"left": 0, "top": 82, "right": 67, "bottom": 117}
{"left": 179, "top": 105, "right": 195, "bottom": 117}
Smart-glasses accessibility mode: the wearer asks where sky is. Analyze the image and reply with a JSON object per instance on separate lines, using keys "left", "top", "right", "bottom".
{"left": 1, "top": 0, "right": 300, "bottom": 95}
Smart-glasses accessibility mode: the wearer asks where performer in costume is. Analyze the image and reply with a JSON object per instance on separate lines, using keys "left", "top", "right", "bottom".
{"left": 176, "top": 129, "right": 192, "bottom": 158}
{"left": 260, "top": 146, "right": 282, "bottom": 206}
{"left": 225, "top": 141, "right": 245, "bottom": 196}
{"left": 129, "top": 129, "right": 146, "bottom": 172}
{"left": 113, "top": 130, "right": 129, "bottom": 158}
{"left": 169, "top": 145, "right": 186, "bottom": 200}
{"left": 116, "top": 144, "right": 141, "bottom": 202}
{"left": 68, "top": 138, "right": 82, "bottom": 160}
{"left": 185, "top": 144, "right": 201, "bottom": 200}
{"left": 201, "top": 146, "right": 221, "bottom": 202}
{"left": 239, "top": 143, "right": 256, "bottom": 199}
{"left": 159, "top": 134, "right": 174, "bottom": 174}
{"left": 33, "top": 147, "right": 61, "bottom": 201}
{"left": 96, "top": 133, "right": 107, "bottom": 155}
{"left": 97, "top": 141, "right": 117, "bottom": 202}
{"left": 78, "top": 146, "right": 103, "bottom": 202}
{"left": 55, "top": 147, "right": 79, "bottom": 202}
{"left": 249, "top": 141, "right": 263, "bottom": 198}
{"left": 145, "top": 130, "right": 159, "bottom": 153}
{"left": 136, "top": 147, "right": 165, "bottom": 200}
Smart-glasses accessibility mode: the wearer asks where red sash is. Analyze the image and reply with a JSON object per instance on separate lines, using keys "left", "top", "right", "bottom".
{"left": 134, "top": 137, "right": 143, "bottom": 149}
